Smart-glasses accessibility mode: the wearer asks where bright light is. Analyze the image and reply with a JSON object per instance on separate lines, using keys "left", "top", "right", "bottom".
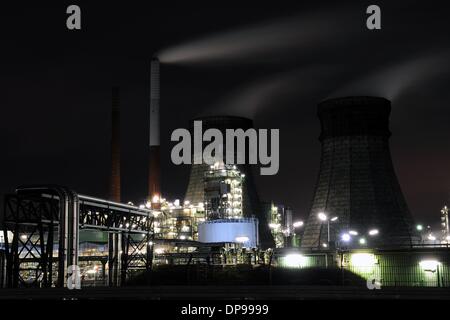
{"left": 284, "top": 254, "right": 307, "bottom": 268}
{"left": 269, "top": 223, "right": 281, "bottom": 229}
{"left": 350, "top": 253, "right": 376, "bottom": 267}
{"left": 293, "top": 221, "right": 304, "bottom": 228}
{"left": 179, "top": 235, "right": 186, "bottom": 240}
{"left": 341, "top": 233, "right": 351, "bottom": 242}
{"left": 152, "top": 195, "right": 160, "bottom": 204}
{"left": 20, "top": 234, "right": 27, "bottom": 241}
{"left": 428, "top": 234, "right": 436, "bottom": 241}
{"left": 446, "top": 235, "right": 450, "bottom": 241}
{"left": 359, "top": 238, "right": 366, "bottom": 245}
{"left": 181, "top": 225, "right": 190, "bottom": 232}
{"left": 154, "top": 248, "right": 165, "bottom": 255}
{"left": 419, "top": 260, "right": 440, "bottom": 272}
{"left": 369, "top": 229, "right": 379, "bottom": 236}
{"left": 153, "top": 211, "right": 161, "bottom": 218}
{"left": 235, "top": 236, "right": 249, "bottom": 243}
{"left": 174, "top": 199, "right": 180, "bottom": 207}
{"left": 349, "top": 230, "right": 358, "bottom": 236}
{"left": 330, "top": 217, "right": 338, "bottom": 222}
{"left": 318, "top": 212, "right": 327, "bottom": 221}
{"left": 322, "top": 243, "right": 328, "bottom": 248}
{"left": 416, "top": 224, "right": 423, "bottom": 231}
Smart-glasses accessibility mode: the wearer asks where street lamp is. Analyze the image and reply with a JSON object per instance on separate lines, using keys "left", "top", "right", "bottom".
{"left": 291, "top": 221, "right": 304, "bottom": 248}
{"left": 317, "top": 212, "right": 338, "bottom": 247}
{"left": 368, "top": 229, "right": 379, "bottom": 236}
{"left": 318, "top": 212, "right": 327, "bottom": 221}
{"left": 293, "top": 221, "right": 304, "bottom": 228}
{"left": 341, "top": 233, "right": 351, "bottom": 242}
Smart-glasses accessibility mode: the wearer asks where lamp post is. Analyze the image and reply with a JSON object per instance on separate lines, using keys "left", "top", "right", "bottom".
{"left": 338, "top": 228, "right": 379, "bottom": 249}
{"left": 416, "top": 224, "right": 424, "bottom": 244}
{"left": 292, "top": 221, "right": 304, "bottom": 247}
{"left": 318, "top": 212, "right": 338, "bottom": 247}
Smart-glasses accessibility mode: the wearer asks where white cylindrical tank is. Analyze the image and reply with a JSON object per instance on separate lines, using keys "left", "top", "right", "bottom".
{"left": 198, "top": 218, "right": 259, "bottom": 248}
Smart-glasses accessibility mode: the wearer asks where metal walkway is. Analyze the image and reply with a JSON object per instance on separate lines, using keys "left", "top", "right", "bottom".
{"left": 1, "top": 185, "right": 155, "bottom": 288}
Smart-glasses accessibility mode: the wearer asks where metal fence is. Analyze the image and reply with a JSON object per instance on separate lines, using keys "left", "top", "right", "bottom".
{"left": 0, "top": 250, "right": 5, "bottom": 288}
{"left": 276, "top": 249, "right": 450, "bottom": 287}
{"left": 342, "top": 251, "right": 450, "bottom": 287}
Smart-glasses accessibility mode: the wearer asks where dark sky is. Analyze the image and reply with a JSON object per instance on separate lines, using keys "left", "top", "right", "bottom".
{"left": 1, "top": 1, "right": 450, "bottom": 228}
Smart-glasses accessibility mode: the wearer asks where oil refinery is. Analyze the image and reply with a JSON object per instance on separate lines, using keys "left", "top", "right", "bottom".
{"left": 1, "top": 3, "right": 450, "bottom": 303}
{"left": 1, "top": 62, "right": 450, "bottom": 292}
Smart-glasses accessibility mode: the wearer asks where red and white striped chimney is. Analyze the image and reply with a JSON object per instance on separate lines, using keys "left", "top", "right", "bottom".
{"left": 148, "top": 57, "right": 161, "bottom": 208}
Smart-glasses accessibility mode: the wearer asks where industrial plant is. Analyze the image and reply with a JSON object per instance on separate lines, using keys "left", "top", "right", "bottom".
{"left": 1, "top": 52, "right": 450, "bottom": 296}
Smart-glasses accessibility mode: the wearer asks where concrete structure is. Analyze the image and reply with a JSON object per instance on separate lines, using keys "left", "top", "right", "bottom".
{"left": 302, "top": 97, "right": 416, "bottom": 249}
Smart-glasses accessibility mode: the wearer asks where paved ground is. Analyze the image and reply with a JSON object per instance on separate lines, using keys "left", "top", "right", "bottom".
{"left": 0, "top": 285, "right": 450, "bottom": 300}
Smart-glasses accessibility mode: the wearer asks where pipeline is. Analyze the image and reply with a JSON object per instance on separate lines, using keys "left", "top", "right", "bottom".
{"left": 15, "top": 185, "right": 79, "bottom": 287}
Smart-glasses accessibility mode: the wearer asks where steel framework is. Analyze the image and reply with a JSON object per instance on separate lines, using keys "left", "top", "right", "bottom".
{"left": 1, "top": 185, "right": 155, "bottom": 288}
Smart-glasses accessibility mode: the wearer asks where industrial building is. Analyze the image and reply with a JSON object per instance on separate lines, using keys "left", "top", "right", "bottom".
{"left": 262, "top": 202, "right": 295, "bottom": 248}
{"left": 184, "top": 115, "right": 274, "bottom": 248}
{"left": 1, "top": 57, "right": 449, "bottom": 291}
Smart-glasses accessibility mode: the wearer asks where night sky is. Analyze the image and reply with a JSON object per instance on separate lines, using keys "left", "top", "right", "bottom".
{"left": 1, "top": 1, "right": 449, "bottom": 228}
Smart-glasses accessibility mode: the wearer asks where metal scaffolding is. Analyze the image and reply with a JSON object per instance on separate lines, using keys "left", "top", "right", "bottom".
{"left": 1, "top": 185, "right": 155, "bottom": 288}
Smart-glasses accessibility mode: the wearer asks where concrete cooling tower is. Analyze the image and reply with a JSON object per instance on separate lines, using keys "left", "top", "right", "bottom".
{"left": 301, "top": 97, "right": 416, "bottom": 249}
{"left": 183, "top": 115, "right": 274, "bottom": 248}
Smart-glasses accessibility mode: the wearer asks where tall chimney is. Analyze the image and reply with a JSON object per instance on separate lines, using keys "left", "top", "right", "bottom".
{"left": 148, "top": 57, "right": 161, "bottom": 206}
{"left": 110, "top": 87, "right": 121, "bottom": 202}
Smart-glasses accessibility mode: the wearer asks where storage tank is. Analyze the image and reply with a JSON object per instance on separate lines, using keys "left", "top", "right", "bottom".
{"left": 198, "top": 218, "right": 259, "bottom": 248}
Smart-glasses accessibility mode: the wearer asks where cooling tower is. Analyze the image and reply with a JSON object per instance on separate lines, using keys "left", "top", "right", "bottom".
{"left": 184, "top": 115, "right": 274, "bottom": 248}
{"left": 301, "top": 96, "right": 415, "bottom": 249}
{"left": 109, "top": 87, "right": 121, "bottom": 202}
{"left": 148, "top": 57, "right": 161, "bottom": 205}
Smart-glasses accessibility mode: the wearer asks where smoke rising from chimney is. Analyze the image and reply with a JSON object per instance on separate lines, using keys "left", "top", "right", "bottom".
{"left": 330, "top": 51, "right": 450, "bottom": 101}
{"left": 158, "top": 8, "right": 357, "bottom": 65}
